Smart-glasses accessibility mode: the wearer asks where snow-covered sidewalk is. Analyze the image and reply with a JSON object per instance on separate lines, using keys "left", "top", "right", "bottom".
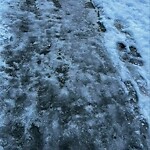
{"left": 0, "top": 0, "right": 150, "bottom": 149}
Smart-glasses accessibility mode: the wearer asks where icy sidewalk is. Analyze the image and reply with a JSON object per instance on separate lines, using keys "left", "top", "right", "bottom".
{"left": 0, "top": 0, "right": 150, "bottom": 149}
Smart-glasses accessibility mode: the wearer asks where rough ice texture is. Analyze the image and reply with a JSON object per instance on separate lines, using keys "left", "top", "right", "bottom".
{"left": 0, "top": 0, "right": 150, "bottom": 149}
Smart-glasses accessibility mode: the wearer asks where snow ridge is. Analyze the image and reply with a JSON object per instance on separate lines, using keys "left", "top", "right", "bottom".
{"left": 93, "top": 0, "right": 150, "bottom": 125}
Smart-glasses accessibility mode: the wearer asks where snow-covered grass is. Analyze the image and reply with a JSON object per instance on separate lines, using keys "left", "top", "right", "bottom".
{"left": 93, "top": 0, "right": 150, "bottom": 124}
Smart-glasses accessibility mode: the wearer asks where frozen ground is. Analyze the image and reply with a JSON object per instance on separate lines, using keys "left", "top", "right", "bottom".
{"left": 0, "top": 0, "right": 150, "bottom": 149}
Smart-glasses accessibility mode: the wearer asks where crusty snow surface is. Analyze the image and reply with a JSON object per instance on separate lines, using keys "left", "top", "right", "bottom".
{"left": 0, "top": 0, "right": 150, "bottom": 150}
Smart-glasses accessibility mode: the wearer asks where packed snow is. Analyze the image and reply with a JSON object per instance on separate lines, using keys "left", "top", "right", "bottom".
{"left": 93, "top": 0, "right": 150, "bottom": 125}
{"left": 0, "top": 0, "right": 150, "bottom": 149}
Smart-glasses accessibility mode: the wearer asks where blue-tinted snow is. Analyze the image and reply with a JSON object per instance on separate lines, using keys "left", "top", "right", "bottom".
{"left": 93, "top": 0, "right": 150, "bottom": 124}
{"left": 0, "top": 0, "right": 150, "bottom": 149}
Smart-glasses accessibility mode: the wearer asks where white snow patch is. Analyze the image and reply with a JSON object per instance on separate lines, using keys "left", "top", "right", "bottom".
{"left": 0, "top": 146, "right": 4, "bottom": 150}
{"left": 93, "top": 0, "right": 150, "bottom": 124}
